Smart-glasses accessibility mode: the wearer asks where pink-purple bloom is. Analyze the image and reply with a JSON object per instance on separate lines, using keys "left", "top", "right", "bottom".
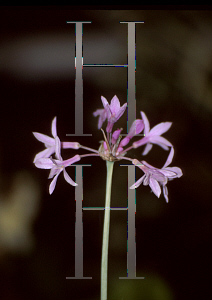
{"left": 35, "top": 136, "right": 80, "bottom": 194}
{"left": 130, "top": 147, "right": 182, "bottom": 202}
{"left": 33, "top": 95, "right": 182, "bottom": 200}
{"left": 33, "top": 116, "right": 80, "bottom": 163}
{"left": 94, "top": 95, "right": 127, "bottom": 133}
{"left": 33, "top": 116, "right": 58, "bottom": 163}
{"left": 133, "top": 111, "right": 172, "bottom": 155}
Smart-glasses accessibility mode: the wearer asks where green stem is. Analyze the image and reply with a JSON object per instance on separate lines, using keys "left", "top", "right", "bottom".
{"left": 101, "top": 160, "right": 114, "bottom": 300}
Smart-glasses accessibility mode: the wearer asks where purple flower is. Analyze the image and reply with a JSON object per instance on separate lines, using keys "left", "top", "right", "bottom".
{"left": 133, "top": 111, "right": 172, "bottom": 155}
{"left": 34, "top": 136, "right": 81, "bottom": 194}
{"left": 97, "top": 95, "right": 127, "bottom": 133}
{"left": 33, "top": 117, "right": 57, "bottom": 163}
{"left": 33, "top": 117, "right": 79, "bottom": 163}
{"left": 130, "top": 147, "right": 182, "bottom": 202}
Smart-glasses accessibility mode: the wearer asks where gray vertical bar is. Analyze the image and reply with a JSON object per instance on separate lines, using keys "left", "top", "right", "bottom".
{"left": 66, "top": 21, "right": 92, "bottom": 136}
{"left": 120, "top": 21, "right": 144, "bottom": 134}
{"left": 119, "top": 164, "right": 144, "bottom": 279}
{"left": 127, "top": 164, "right": 136, "bottom": 278}
{"left": 75, "top": 165, "right": 83, "bottom": 277}
{"left": 66, "top": 165, "right": 92, "bottom": 279}
{"left": 75, "top": 23, "right": 83, "bottom": 135}
{"left": 127, "top": 22, "right": 136, "bottom": 133}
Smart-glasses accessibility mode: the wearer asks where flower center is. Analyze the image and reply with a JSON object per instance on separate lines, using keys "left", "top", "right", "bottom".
{"left": 98, "top": 129, "right": 121, "bottom": 162}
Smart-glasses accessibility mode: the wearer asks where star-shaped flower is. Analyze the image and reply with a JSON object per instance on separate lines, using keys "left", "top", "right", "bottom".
{"left": 33, "top": 117, "right": 79, "bottom": 162}
{"left": 33, "top": 117, "right": 57, "bottom": 163}
{"left": 130, "top": 147, "right": 182, "bottom": 202}
{"left": 133, "top": 111, "right": 172, "bottom": 155}
{"left": 96, "top": 95, "right": 127, "bottom": 133}
{"left": 34, "top": 136, "right": 81, "bottom": 194}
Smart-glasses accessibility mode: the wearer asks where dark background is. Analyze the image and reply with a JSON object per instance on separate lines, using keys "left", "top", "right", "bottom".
{"left": 0, "top": 6, "right": 211, "bottom": 300}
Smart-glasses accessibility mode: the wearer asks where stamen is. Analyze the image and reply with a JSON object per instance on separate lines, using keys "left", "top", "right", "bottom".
{"left": 112, "top": 133, "right": 122, "bottom": 156}
{"left": 101, "top": 128, "right": 111, "bottom": 153}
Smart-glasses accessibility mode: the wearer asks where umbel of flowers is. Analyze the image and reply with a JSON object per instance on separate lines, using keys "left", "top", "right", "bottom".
{"left": 33, "top": 95, "right": 182, "bottom": 202}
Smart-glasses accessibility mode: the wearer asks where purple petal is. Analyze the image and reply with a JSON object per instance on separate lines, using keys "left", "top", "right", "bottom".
{"left": 129, "top": 174, "right": 145, "bottom": 189}
{"left": 93, "top": 109, "right": 102, "bottom": 117}
{"left": 140, "top": 111, "right": 150, "bottom": 135}
{"left": 162, "top": 147, "right": 174, "bottom": 168}
{"left": 156, "top": 169, "right": 176, "bottom": 178}
{"left": 110, "top": 95, "right": 121, "bottom": 114}
{"left": 49, "top": 172, "right": 60, "bottom": 194}
{"left": 105, "top": 121, "right": 111, "bottom": 133}
{"left": 119, "top": 137, "right": 130, "bottom": 147}
{"left": 128, "top": 119, "right": 144, "bottom": 137}
{"left": 151, "top": 171, "right": 167, "bottom": 183}
{"left": 163, "top": 167, "right": 183, "bottom": 178}
{"left": 99, "top": 110, "right": 108, "bottom": 129}
{"left": 117, "top": 146, "right": 123, "bottom": 153}
{"left": 114, "top": 103, "right": 127, "bottom": 121}
{"left": 142, "top": 143, "right": 153, "bottom": 155}
{"left": 116, "top": 103, "right": 127, "bottom": 120}
{"left": 55, "top": 136, "right": 62, "bottom": 161}
{"left": 33, "top": 147, "right": 55, "bottom": 163}
{"left": 34, "top": 158, "right": 54, "bottom": 169}
{"left": 33, "top": 132, "right": 55, "bottom": 146}
{"left": 149, "top": 177, "right": 161, "bottom": 198}
{"left": 101, "top": 96, "right": 109, "bottom": 109}
{"left": 93, "top": 109, "right": 107, "bottom": 129}
{"left": 143, "top": 174, "right": 150, "bottom": 185}
{"left": 149, "top": 122, "right": 172, "bottom": 136}
{"left": 163, "top": 185, "right": 169, "bottom": 203}
{"left": 48, "top": 166, "right": 60, "bottom": 179}
{"left": 51, "top": 117, "right": 57, "bottom": 138}
{"left": 63, "top": 154, "right": 81, "bottom": 167}
{"left": 63, "top": 169, "right": 78, "bottom": 186}
{"left": 149, "top": 135, "right": 172, "bottom": 149}
{"left": 112, "top": 128, "right": 122, "bottom": 144}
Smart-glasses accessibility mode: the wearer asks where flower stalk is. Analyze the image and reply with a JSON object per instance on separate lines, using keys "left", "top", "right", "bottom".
{"left": 33, "top": 94, "right": 183, "bottom": 299}
{"left": 101, "top": 160, "right": 114, "bottom": 300}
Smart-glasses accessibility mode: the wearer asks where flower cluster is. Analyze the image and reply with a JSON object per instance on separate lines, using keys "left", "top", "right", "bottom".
{"left": 33, "top": 95, "right": 182, "bottom": 201}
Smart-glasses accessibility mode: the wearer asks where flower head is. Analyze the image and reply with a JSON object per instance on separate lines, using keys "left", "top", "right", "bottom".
{"left": 33, "top": 104, "right": 182, "bottom": 203}
{"left": 133, "top": 111, "right": 172, "bottom": 155}
{"left": 34, "top": 136, "right": 80, "bottom": 194}
{"left": 130, "top": 147, "right": 182, "bottom": 202}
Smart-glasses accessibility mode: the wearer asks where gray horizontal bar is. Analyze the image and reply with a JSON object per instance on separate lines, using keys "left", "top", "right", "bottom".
{"left": 71, "top": 164, "right": 92, "bottom": 167}
{"left": 66, "top": 277, "right": 92, "bottom": 279}
{"left": 83, "top": 207, "right": 128, "bottom": 210}
{"left": 119, "top": 21, "right": 145, "bottom": 23}
{"left": 66, "top": 21, "right": 92, "bottom": 23}
{"left": 119, "top": 277, "right": 145, "bottom": 279}
{"left": 83, "top": 64, "right": 128, "bottom": 67}
{"left": 66, "top": 134, "right": 92, "bottom": 136}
